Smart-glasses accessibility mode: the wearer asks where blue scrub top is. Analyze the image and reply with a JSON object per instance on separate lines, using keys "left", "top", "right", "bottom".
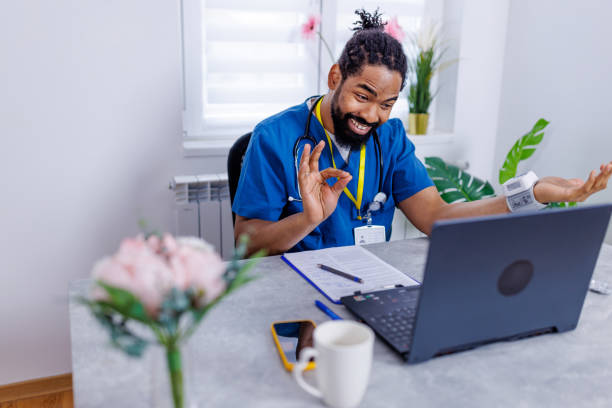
{"left": 232, "top": 99, "right": 434, "bottom": 252}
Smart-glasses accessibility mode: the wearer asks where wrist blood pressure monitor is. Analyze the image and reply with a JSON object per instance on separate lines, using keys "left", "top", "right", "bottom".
{"left": 502, "top": 170, "right": 547, "bottom": 212}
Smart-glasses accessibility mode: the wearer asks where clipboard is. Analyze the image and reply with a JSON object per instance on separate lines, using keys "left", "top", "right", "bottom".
{"left": 281, "top": 246, "right": 420, "bottom": 304}
{"left": 282, "top": 255, "right": 343, "bottom": 304}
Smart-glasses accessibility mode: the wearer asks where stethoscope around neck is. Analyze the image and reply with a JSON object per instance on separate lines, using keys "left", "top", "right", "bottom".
{"left": 288, "top": 96, "right": 387, "bottom": 221}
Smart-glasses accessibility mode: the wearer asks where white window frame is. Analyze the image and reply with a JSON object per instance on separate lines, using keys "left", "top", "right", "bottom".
{"left": 181, "top": 0, "right": 450, "bottom": 156}
{"left": 181, "top": 0, "right": 208, "bottom": 140}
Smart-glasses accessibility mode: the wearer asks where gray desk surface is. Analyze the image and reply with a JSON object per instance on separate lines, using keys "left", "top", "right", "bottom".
{"left": 70, "top": 239, "right": 612, "bottom": 408}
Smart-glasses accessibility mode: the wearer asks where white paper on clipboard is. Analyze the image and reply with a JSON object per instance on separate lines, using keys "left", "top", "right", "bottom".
{"left": 282, "top": 245, "right": 419, "bottom": 303}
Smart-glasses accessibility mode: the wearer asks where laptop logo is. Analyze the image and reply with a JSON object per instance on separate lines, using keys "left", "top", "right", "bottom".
{"left": 498, "top": 260, "right": 534, "bottom": 296}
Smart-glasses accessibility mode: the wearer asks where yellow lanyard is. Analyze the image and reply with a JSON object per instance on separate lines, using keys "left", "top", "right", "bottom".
{"left": 314, "top": 99, "right": 366, "bottom": 219}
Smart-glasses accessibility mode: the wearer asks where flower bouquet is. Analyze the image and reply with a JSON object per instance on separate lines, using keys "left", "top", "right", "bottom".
{"left": 81, "top": 233, "right": 260, "bottom": 408}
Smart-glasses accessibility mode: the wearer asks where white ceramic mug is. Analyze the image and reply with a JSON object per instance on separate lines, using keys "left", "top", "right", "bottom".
{"left": 292, "top": 320, "right": 374, "bottom": 408}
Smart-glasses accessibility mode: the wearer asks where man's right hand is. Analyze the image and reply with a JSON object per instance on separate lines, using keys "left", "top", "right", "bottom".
{"left": 298, "top": 141, "right": 352, "bottom": 225}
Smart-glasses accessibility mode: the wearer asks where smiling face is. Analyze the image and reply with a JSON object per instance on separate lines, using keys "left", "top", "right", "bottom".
{"left": 327, "top": 64, "right": 402, "bottom": 149}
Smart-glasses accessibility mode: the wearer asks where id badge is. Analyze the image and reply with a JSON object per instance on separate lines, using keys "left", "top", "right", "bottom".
{"left": 354, "top": 225, "right": 386, "bottom": 245}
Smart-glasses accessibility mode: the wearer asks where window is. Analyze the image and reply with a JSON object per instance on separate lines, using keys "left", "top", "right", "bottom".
{"left": 181, "top": 0, "right": 442, "bottom": 145}
{"left": 182, "top": 0, "right": 318, "bottom": 141}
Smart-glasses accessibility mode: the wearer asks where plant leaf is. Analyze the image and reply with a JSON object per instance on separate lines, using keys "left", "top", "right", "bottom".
{"left": 425, "top": 157, "right": 496, "bottom": 203}
{"left": 547, "top": 201, "right": 578, "bottom": 209}
{"left": 157, "top": 287, "right": 191, "bottom": 337}
{"left": 87, "top": 303, "right": 149, "bottom": 357}
{"left": 499, "top": 118, "right": 549, "bottom": 184}
{"left": 520, "top": 148, "right": 536, "bottom": 160}
{"left": 97, "top": 282, "right": 152, "bottom": 323}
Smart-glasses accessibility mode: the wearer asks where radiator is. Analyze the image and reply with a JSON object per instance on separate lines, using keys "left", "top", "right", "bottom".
{"left": 170, "top": 173, "right": 234, "bottom": 260}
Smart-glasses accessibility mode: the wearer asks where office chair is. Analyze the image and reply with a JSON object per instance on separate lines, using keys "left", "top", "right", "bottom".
{"left": 227, "top": 132, "right": 252, "bottom": 226}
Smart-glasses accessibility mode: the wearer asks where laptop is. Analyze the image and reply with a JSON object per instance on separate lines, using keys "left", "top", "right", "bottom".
{"left": 341, "top": 204, "right": 612, "bottom": 364}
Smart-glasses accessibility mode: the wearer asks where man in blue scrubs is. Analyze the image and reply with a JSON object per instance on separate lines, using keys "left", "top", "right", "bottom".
{"left": 232, "top": 10, "right": 612, "bottom": 255}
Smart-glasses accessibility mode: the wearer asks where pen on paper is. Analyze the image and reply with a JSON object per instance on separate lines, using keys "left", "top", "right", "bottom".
{"left": 317, "top": 263, "right": 364, "bottom": 283}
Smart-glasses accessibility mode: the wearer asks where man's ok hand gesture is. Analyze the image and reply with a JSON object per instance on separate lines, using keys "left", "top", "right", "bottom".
{"left": 298, "top": 141, "right": 352, "bottom": 225}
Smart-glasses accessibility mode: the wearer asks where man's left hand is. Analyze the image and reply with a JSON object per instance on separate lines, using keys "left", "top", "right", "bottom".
{"left": 534, "top": 162, "right": 612, "bottom": 204}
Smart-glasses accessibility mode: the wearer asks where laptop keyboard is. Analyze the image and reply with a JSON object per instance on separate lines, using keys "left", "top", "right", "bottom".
{"left": 341, "top": 287, "right": 420, "bottom": 354}
{"left": 370, "top": 307, "right": 416, "bottom": 351}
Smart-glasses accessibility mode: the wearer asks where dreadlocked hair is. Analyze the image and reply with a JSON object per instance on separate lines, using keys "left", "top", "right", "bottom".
{"left": 338, "top": 8, "right": 408, "bottom": 90}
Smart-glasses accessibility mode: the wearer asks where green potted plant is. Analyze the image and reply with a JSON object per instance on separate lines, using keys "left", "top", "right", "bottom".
{"left": 406, "top": 21, "right": 445, "bottom": 135}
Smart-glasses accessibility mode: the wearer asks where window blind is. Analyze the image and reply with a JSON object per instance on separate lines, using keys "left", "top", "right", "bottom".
{"left": 182, "top": 0, "right": 437, "bottom": 140}
{"left": 195, "top": 0, "right": 318, "bottom": 137}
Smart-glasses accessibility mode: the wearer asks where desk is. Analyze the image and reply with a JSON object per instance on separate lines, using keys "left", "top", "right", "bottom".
{"left": 70, "top": 239, "right": 612, "bottom": 407}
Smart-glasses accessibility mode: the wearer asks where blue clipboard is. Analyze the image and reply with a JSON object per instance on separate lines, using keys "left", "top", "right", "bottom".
{"left": 281, "top": 255, "right": 343, "bottom": 305}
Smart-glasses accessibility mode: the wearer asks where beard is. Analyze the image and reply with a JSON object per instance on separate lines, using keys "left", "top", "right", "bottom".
{"left": 330, "top": 90, "right": 379, "bottom": 150}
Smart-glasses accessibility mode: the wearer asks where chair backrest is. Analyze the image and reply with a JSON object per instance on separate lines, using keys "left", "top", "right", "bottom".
{"left": 227, "top": 132, "right": 252, "bottom": 225}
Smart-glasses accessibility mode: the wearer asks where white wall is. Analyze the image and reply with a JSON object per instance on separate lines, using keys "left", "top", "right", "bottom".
{"left": 433, "top": 0, "right": 464, "bottom": 132}
{"left": 0, "top": 0, "right": 224, "bottom": 385}
{"left": 495, "top": 0, "right": 612, "bottom": 242}
{"left": 453, "top": 0, "right": 510, "bottom": 181}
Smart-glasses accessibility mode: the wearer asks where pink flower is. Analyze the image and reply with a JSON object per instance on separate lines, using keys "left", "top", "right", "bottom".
{"left": 162, "top": 234, "right": 179, "bottom": 255}
{"left": 92, "top": 237, "right": 174, "bottom": 317}
{"left": 92, "top": 234, "right": 228, "bottom": 318}
{"left": 146, "top": 234, "right": 162, "bottom": 253}
{"left": 301, "top": 15, "right": 320, "bottom": 40}
{"left": 384, "top": 16, "right": 405, "bottom": 43}
{"left": 176, "top": 236, "right": 214, "bottom": 253}
{"left": 166, "top": 239, "right": 226, "bottom": 304}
